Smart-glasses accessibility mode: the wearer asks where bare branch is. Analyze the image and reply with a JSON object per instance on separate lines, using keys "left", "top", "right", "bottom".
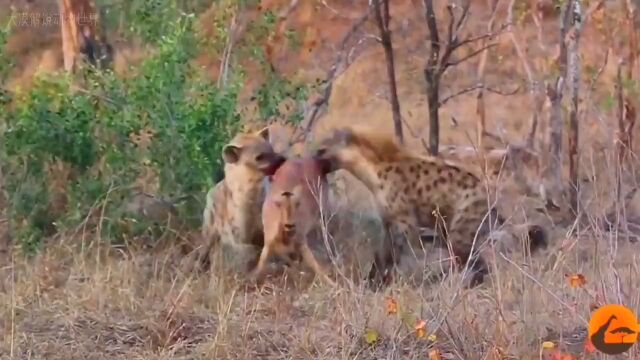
{"left": 291, "top": 6, "right": 374, "bottom": 143}
{"left": 453, "top": 1, "right": 471, "bottom": 36}
{"left": 446, "top": 3, "right": 456, "bottom": 46}
{"left": 440, "top": 83, "right": 520, "bottom": 106}
{"left": 218, "top": 10, "right": 238, "bottom": 89}
{"left": 347, "top": 35, "right": 379, "bottom": 63}
{"left": 277, "top": 0, "right": 300, "bottom": 20}
{"left": 563, "top": 0, "right": 605, "bottom": 46}
{"left": 452, "top": 23, "right": 509, "bottom": 52}
{"left": 424, "top": 0, "right": 440, "bottom": 69}
{"left": 446, "top": 43, "right": 497, "bottom": 68}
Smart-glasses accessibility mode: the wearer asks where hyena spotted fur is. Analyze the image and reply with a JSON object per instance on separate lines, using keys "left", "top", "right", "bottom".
{"left": 184, "top": 127, "right": 286, "bottom": 276}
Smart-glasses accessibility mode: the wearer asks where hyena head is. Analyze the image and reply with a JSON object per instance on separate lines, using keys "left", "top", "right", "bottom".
{"left": 312, "top": 127, "right": 399, "bottom": 172}
{"left": 222, "top": 126, "right": 286, "bottom": 177}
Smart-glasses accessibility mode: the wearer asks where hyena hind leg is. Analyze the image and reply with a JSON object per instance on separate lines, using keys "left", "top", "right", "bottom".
{"left": 446, "top": 202, "right": 495, "bottom": 287}
{"left": 367, "top": 219, "right": 419, "bottom": 289}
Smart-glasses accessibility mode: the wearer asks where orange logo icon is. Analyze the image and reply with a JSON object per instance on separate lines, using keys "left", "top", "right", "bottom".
{"left": 588, "top": 304, "right": 639, "bottom": 355}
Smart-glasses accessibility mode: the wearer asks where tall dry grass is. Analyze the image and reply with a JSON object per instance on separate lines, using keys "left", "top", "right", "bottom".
{"left": 1, "top": 146, "right": 640, "bottom": 360}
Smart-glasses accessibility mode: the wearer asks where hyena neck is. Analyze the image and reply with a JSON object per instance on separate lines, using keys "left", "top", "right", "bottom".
{"left": 228, "top": 177, "right": 264, "bottom": 206}
{"left": 219, "top": 176, "right": 265, "bottom": 242}
{"left": 342, "top": 160, "right": 381, "bottom": 193}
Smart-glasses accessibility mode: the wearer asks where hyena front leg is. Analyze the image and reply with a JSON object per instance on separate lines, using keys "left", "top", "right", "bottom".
{"left": 445, "top": 198, "right": 493, "bottom": 287}
{"left": 250, "top": 241, "right": 275, "bottom": 283}
{"left": 367, "top": 217, "right": 419, "bottom": 289}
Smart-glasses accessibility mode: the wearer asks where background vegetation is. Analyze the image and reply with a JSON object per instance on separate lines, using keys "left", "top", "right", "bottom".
{"left": 0, "top": 0, "right": 309, "bottom": 254}
{"left": 2, "top": 0, "right": 640, "bottom": 359}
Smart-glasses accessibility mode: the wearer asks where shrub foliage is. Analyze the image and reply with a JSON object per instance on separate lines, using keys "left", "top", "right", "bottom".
{"left": 0, "top": 1, "right": 310, "bottom": 255}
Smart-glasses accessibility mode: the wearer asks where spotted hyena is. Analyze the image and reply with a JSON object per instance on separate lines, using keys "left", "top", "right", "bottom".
{"left": 252, "top": 157, "right": 336, "bottom": 285}
{"left": 312, "top": 127, "right": 505, "bottom": 288}
{"left": 186, "top": 126, "right": 286, "bottom": 275}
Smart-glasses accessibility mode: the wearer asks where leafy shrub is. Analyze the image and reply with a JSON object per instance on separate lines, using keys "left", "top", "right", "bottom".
{"left": 1, "top": 0, "right": 311, "bottom": 255}
{"left": 2, "top": 13, "right": 241, "bottom": 254}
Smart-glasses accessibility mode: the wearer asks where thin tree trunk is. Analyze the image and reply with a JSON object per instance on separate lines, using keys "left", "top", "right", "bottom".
{"left": 58, "top": 0, "right": 108, "bottom": 73}
{"left": 616, "top": 60, "right": 625, "bottom": 204}
{"left": 625, "top": 0, "right": 638, "bottom": 79}
{"left": 543, "top": 0, "right": 572, "bottom": 209}
{"left": 59, "top": 0, "right": 81, "bottom": 72}
{"left": 426, "top": 80, "right": 440, "bottom": 155}
{"left": 423, "top": 0, "right": 440, "bottom": 156}
{"left": 567, "top": 0, "right": 583, "bottom": 214}
{"left": 374, "top": 0, "right": 404, "bottom": 144}
{"left": 382, "top": 40, "right": 404, "bottom": 144}
{"left": 547, "top": 77, "right": 564, "bottom": 190}
{"left": 476, "top": 0, "right": 501, "bottom": 152}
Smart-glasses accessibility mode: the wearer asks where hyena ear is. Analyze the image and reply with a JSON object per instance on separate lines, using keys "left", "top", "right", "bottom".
{"left": 222, "top": 144, "right": 241, "bottom": 164}
{"left": 257, "top": 126, "right": 270, "bottom": 141}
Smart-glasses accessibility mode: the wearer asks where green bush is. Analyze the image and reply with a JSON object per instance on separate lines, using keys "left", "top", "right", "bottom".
{"left": 0, "top": 1, "right": 311, "bottom": 255}
{"left": 2, "top": 13, "right": 241, "bottom": 254}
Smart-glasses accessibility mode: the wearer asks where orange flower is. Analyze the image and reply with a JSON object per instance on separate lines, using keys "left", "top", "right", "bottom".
{"left": 428, "top": 349, "right": 442, "bottom": 360}
{"left": 385, "top": 296, "right": 398, "bottom": 315}
{"left": 565, "top": 273, "right": 586, "bottom": 288}
{"left": 415, "top": 319, "right": 427, "bottom": 339}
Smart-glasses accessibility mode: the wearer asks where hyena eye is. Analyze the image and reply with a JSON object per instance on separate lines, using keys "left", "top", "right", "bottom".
{"left": 255, "top": 153, "right": 266, "bottom": 162}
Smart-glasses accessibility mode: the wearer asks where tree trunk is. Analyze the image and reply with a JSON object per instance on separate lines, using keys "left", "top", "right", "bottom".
{"left": 426, "top": 77, "right": 440, "bottom": 156}
{"left": 58, "top": 0, "right": 110, "bottom": 72}
{"left": 567, "top": 0, "right": 582, "bottom": 214}
{"left": 423, "top": 0, "right": 440, "bottom": 156}
{"left": 374, "top": 0, "right": 404, "bottom": 144}
{"left": 547, "top": 77, "right": 564, "bottom": 202}
{"left": 381, "top": 36, "right": 404, "bottom": 144}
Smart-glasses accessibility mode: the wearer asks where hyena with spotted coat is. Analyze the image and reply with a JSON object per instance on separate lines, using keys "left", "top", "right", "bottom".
{"left": 187, "top": 127, "right": 286, "bottom": 275}
{"left": 313, "top": 127, "right": 504, "bottom": 288}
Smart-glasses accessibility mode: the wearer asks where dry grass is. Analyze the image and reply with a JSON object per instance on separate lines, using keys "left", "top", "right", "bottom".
{"left": 2, "top": 164, "right": 640, "bottom": 360}
{"left": 2, "top": 0, "right": 640, "bottom": 359}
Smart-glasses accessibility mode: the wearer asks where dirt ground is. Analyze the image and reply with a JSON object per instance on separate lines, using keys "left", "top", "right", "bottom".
{"left": 2, "top": 0, "right": 640, "bottom": 359}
